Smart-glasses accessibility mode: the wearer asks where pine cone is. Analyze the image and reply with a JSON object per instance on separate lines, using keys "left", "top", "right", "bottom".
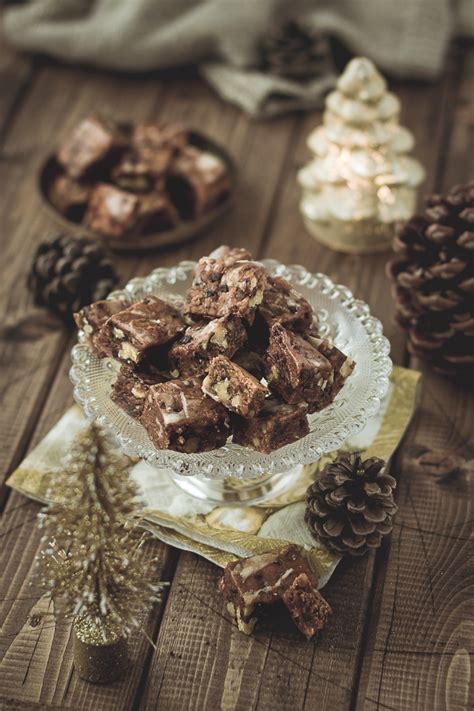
{"left": 305, "top": 452, "right": 397, "bottom": 556}
{"left": 27, "top": 233, "right": 118, "bottom": 324}
{"left": 387, "top": 181, "right": 474, "bottom": 379}
{"left": 260, "top": 21, "right": 332, "bottom": 81}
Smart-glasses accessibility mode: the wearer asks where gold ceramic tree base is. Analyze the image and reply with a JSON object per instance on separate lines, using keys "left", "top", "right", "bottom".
{"left": 303, "top": 216, "right": 394, "bottom": 255}
{"left": 73, "top": 617, "right": 128, "bottom": 684}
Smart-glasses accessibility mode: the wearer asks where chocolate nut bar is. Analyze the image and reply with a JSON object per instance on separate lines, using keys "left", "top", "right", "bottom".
{"left": 114, "top": 142, "right": 175, "bottom": 188}
{"left": 111, "top": 362, "right": 168, "bottom": 419}
{"left": 207, "top": 245, "right": 252, "bottom": 264}
{"left": 137, "top": 192, "right": 179, "bottom": 234}
{"left": 260, "top": 276, "right": 313, "bottom": 332}
{"left": 166, "top": 146, "right": 230, "bottom": 218}
{"left": 202, "top": 355, "right": 269, "bottom": 417}
{"left": 168, "top": 315, "right": 247, "bottom": 377}
{"left": 132, "top": 122, "right": 188, "bottom": 157}
{"left": 76, "top": 243, "right": 355, "bottom": 455}
{"left": 111, "top": 153, "right": 159, "bottom": 193}
{"left": 232, "top": 397, "right": 309, "bottom": 453}
{"left": 306, "top": 334, "right": 355, "bottom": 406}
{"left": 281, "top": 573, "right": 332, "bottom": 640}
{"left": 232, "top": 349, "right": 265, "bottom": 379}
{"left": 99, "top": 296, "right": 185, "bottom": 364}
{"left": 57, "top": 115, "right": 128, "bottom": 180}
{"left": 113, "top": 122, "right": 186, "bottom": 190}
{"left": 48, "top": 174, "right": 91, "bottom": 222}
{"left": 74, "top": 298, "right": 129, "bottom": 357}
{"left": 141, "top": 379, "right": 231, "bottom": 453}
{"left": 219, "top": 545, "right": 331, "bottom": 638}
{"left": 84, "top": 184, "right": 140, "bottom": 238}
{"left": 184, "top": 257, "right": 267, "bottom": 323}
{"left": 264, "top": 323, "right": 335, "bottom": 412}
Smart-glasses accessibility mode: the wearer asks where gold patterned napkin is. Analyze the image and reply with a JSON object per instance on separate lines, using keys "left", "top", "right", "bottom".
{"left": 8, "top": 366, "right": 420, "bottom": 587}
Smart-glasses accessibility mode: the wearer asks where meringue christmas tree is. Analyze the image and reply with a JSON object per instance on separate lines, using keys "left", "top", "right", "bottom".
{"left": 298, "top": 57, "right": 425, "bottom": 254}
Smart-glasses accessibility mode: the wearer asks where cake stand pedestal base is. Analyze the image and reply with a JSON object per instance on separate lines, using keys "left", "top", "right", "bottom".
{"left": 170, "top": 468, "right": 299, "bottom": 505}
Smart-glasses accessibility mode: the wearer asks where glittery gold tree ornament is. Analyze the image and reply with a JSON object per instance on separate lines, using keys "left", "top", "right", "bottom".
{"left": 37, "top": 424, "right": 165, "bottom": 684}
{"left": 298, "top": 57, "right": 425, "bottom": 254}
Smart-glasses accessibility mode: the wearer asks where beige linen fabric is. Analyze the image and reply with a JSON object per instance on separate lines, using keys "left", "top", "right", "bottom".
{"left": 4, "top": 1, "right": 473, "bottom": 117}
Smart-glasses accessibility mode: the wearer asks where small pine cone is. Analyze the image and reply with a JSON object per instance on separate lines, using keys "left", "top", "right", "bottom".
{"left": 305, "top": 452, "right": 397, "bottom": 556}
{"left": 387, "top": 181, "right": 474, "bottom": 379}
{"left": 260, "top": 21, "right": 333, "bottom": 81}
{"left": 27, "top": 233, "right": 118, "bottom": 324}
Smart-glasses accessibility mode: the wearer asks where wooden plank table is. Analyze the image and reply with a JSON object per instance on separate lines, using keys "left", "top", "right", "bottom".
{"left": 0, "top": 35, "right": 472, "bottom": 711}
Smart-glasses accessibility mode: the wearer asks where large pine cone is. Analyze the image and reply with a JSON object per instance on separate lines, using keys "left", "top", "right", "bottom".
{"left": 305, "top": 452, "right": 397, "bottom": 556}
{"left": 27, "top": 233, "right": 118, "bottom": 324}
{"left": 260, "top": 21, "right": 332, "bottom": 80}
{"left": 387, "top": 182, "right": 474, "bottom": 379}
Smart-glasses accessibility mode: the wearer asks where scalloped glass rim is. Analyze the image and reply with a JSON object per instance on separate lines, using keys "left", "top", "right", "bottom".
{"left": 70, "top": 259, "right": 392, "bottom": 479}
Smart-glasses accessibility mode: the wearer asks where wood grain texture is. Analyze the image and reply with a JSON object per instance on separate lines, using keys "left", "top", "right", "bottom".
{"left": 0, "top": 38, "right": 472, "bottom": 711}
{"left": 355, "top": 45, "right": 474, "bottom": 711}
{"left": 141, "top": 48, "right": 466, "bottom": 711}
{"left": 0, "top": 60, "right": 189, "bottom": 706}
{"left": 0, "top": 346, "right": 177, "bottom": 709}
{"left": 441, "top": 43, "right": 474, "bottom": 189}
{"left": 0, "top": 31, "right": 33, "bottom": 143}
{"left": 0, "top": 60, "right": 296, "bottom": 708}
{"left": 0, "top": 63, "right": 294, "bottom": 494}
{"left": 0, "top": 62, "right": 163, "bottom": 500}
{"left": 354, "top": 373, "right": 474, "bottom": 711}
{"left": 142, "top": 218, "right": 378, "bottom": 709}
{"left": 142, "top": 551, "right": 378, "bottom": 711}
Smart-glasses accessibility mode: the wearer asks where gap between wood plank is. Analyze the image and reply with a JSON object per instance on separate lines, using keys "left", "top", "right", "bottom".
{"left": 0, "top": 65, "right": 36, "bottom": 147}
{"left": 2, "top": 42, "right": 470, "bottom": 710}
{"left": 0, "top": 47, "right": 60, "bottom": 514}
{"left": 432, "top": 43, "right": 469, "bottom": 193}
{"left": 134, "top": 143, "right": 299, "bottom": 708}
{"left": 352, "top": 43, "right": 472, "bottom": 711}
{"left": 140, "top": 71, "right": 442, "bottom": 705}
{"left": 0, "top": 67, "right": 175, "bottom": 514}
{"left": 0, "top": 70, "right": 197, "bottom": 706}
{"left": 256, "top": 116, "right": 301, "bottom": 259}
{"left": 130, "top": 546, "right": 181, "bottom": 711}
{"left": 0, "top": 34, "right": 35, "bottom": 146}
{"left": 0, "top": 332, "right": 70, "bottom": 512}
{"left": 1, "top": 72, "right": 297, "bottom": 708}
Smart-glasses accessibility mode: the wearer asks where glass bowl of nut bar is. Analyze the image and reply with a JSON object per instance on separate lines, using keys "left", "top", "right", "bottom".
{"left": 70, "top": 244, "right": 392, "bottom": 504}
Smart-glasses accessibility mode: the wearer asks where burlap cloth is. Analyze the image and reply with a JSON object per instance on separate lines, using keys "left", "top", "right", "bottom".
{"left": 4, "top": 1, "right": 473, "bottom": 117}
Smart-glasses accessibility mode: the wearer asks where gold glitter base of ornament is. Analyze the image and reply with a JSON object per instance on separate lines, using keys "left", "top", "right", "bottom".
{"left": 73, "top": 617, "right": 129, "bottom": 684}
{"left": 302, "top": 215, "right": 395, "bottom": 254}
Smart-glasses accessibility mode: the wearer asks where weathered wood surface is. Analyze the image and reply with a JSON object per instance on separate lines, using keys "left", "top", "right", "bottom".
{"left": 354, "top": 43, "right": 474, "bottom": 711}
{"left": 0, "top": 31, "right": 472, "bottom": 711}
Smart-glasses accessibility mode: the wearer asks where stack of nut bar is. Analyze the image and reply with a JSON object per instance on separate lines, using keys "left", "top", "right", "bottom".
{"left": 49, "top": 115, "right": 231, "bottom": 239}
{"left": 74, "top": 245, "right": 355, "bottom": 454}
{"left": 220, "top": 545, "right": 332, "bottom": 639}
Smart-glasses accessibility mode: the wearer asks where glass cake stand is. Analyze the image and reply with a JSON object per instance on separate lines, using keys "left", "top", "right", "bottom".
{"left": 70, "top": 259, "right": 392, "bottom": 504}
